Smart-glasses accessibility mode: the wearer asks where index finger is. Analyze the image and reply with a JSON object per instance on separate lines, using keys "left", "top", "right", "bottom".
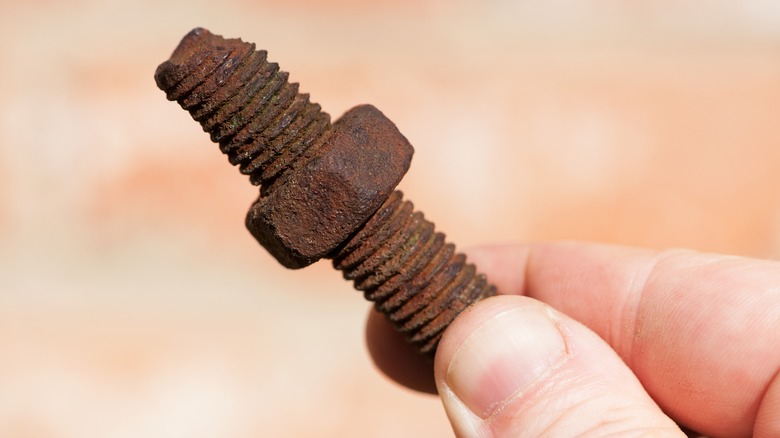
{"left": 465, "top": 242, "right": 780, "bottom": 437}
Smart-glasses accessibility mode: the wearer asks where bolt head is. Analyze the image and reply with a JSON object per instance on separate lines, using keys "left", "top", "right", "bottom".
{"left": 246, "top": 104, "right": 414, "bottom": 268}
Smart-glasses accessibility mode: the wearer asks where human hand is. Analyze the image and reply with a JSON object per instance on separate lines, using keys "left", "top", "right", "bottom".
{"left": 366, "top": 242, "right": 780, "bottom": 437}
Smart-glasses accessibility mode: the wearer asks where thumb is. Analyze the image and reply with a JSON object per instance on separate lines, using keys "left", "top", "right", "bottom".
{"left": 435, "top": 295, "right": 683, "bottom": 437}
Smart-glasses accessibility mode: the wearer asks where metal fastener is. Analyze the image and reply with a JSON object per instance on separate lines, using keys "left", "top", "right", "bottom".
{"left": 154, "top": 28, "right": 496, "bottom": 357}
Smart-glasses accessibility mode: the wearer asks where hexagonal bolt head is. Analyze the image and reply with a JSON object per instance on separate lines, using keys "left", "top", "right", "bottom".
{"left": 246, "top": 104, "right": 414, "bottom": 268}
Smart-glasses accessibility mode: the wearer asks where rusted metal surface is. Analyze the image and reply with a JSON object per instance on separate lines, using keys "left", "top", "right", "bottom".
{"left": 333, "top": 192, "right": 496, "bottom": 355}
{"left": 154, "top": 28, "right": 331, "bottom": 188}
{"left": 155, "top": 28, "right": 496, "bottom": 358}
{"left": 246, "top": 105, "right": 414, "bottom": 268}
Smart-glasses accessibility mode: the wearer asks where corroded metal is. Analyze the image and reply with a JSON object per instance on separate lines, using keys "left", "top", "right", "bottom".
{"left": 333, "top": 192, "right": 495, "bottom": 355}
{"left": 155, "top": 28, "right": 496, "bottom": 358}
{"left": 155, "top": 28, "right": 332, "bottom": 188}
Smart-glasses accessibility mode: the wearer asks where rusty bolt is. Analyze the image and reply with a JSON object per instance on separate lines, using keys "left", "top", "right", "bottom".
{"left": 155, "top": 28, "right": 496, "bottom": 357}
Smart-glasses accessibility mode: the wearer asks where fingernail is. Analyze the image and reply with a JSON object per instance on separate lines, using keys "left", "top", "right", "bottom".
{"left": 446, "top": 304, "right": 568, "bottom": 418}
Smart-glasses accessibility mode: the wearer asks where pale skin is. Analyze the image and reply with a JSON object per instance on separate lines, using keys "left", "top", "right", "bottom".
{"left": 366, "top": 242, "right": 780, "bottom": 437}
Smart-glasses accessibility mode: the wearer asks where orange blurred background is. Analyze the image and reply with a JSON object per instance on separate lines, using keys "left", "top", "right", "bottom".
{"left": 1, "top": 0, "right": 779, "bottom": 436}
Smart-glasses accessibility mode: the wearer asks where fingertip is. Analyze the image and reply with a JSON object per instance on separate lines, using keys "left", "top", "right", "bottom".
{"left": 365, "top": 309, "right": 437, "bottom": 394}
{"left": 434, "top": 296, "right": 568, "bottom": 418}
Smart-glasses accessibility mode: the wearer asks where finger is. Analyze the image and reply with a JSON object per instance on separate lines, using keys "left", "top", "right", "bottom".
{"left": 436, "top": 295, "right": 683, "bottom": 437}
{"left": 365, "top": 308, "right": 436, "bottom": 393}
{"left": 470, "top": 242, "right": 780, "bottom": 437}
{"left": 363, "top": 245, "right": 532, "bottom": 395}
{"left": 366, "top": 242, "right": 780, "bottom": 435}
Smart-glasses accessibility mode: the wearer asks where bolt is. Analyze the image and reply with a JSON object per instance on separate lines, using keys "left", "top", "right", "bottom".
{"left": 155, "top": 28, "right": 496, "bottom": 357}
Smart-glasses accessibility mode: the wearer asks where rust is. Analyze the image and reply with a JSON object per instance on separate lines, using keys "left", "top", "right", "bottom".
{"left": 155, "top": 28, "right": 496, "bottom": 358}
{"left": 245, "top": 104, "right": 414, "bottom": 268}
{"left": 154, "top": 27, "right": 331, "bottom": 188}
{"left": 332, "top": 194, "right": 495, "bottom": 355}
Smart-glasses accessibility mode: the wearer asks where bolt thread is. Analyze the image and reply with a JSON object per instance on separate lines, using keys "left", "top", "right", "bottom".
{"left": 154, "top": 28, "right": 332, "bottom": 186}
{"left": 332, "top": 191, "right": 497, "bottom": 357}
{"left": 156, "top": 29, "right": 498, "bottom": 359}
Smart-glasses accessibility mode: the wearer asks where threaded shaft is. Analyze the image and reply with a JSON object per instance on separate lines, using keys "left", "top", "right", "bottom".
{"left": 332, "top": 191, "right": 496, "bottom": 357}
{"left": 155, "top": 28, "right": 497, "bottom": 359}
{"left": 154, "top": 28, "right": 332, "bottom": 186}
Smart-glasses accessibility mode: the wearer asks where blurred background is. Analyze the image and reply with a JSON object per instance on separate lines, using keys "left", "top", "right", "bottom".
{"left": 1, "top": 0, "right": 779, "bottom": 436}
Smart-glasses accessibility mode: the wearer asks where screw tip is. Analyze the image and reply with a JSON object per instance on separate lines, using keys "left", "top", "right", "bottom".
{"left": 154, "top": 28, "right": 251, "bottom": 99}
{"left": 154, "top": 28, "right": 213, "bottom": 93}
